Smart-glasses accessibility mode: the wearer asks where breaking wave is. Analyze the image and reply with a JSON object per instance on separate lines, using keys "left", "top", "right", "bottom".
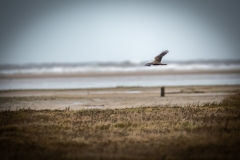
{"left": 0, "top": 60, "right": 240, "bottom": 75}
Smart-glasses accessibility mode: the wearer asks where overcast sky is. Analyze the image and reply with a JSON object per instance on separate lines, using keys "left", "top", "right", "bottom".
{"left": 0, "top": 0, "right": 240, "bottom": 64}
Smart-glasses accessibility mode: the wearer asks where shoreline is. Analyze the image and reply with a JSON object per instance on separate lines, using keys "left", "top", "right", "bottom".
{"left": 0, "top": 69, "right": 240, "bottom": 79}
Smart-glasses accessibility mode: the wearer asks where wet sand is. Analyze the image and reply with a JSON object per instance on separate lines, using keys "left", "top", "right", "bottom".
{"left": 0, "top": 85, "right": 239, "bottom": 110}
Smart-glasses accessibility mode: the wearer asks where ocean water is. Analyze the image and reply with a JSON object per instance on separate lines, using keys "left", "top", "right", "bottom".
{"left": 0, "top": 60, "right": 240, "bottom": 90}
{"left": 1, "top": 60, "right": 240, "bottom": 75}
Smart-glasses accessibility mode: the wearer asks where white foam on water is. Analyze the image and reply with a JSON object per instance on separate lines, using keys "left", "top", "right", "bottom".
{"left": 1, "top": 61, "right": 240, "bottom": 75}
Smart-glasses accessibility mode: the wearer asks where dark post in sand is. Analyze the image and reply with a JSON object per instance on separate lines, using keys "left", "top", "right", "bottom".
{"left": 161, "top": 87, "right": 165, "bottom": 97}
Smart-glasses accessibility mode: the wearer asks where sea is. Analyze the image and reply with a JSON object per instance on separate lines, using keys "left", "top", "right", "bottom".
{"left": 0, "top": 60, "right": 240, "bottom": 90}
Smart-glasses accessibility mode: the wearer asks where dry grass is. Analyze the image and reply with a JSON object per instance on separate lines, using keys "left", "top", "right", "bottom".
{"left": 0, "top": 93, "right": 240, "bottom": 159}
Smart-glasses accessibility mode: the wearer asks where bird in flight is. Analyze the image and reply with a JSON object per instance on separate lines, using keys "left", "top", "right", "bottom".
{"left": 145, "top": 50, "right": 169, "bottom": 66}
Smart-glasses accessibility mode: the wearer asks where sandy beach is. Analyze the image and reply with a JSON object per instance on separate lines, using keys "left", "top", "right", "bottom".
{"left": 1, "top": 85, "right": 239, "bottom": 110}
{"left": 1, "top": 67, "right": 240, "bottom": 110}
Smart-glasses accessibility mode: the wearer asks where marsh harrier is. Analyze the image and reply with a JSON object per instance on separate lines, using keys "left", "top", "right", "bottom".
{"left": 145, "top": 50, "right": 169, "bottom": 66}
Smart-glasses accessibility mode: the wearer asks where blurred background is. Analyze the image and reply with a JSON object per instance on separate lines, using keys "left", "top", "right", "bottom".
{"left": 0, "top": 0, "right": 240, "bottom": 90}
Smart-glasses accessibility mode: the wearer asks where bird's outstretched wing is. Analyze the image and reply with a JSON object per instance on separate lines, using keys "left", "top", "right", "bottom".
{"left": 154, "top": 50, "right": 169, "bottom": 62}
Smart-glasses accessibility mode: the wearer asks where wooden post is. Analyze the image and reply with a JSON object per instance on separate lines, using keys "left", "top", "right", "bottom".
{"left": 161, "top": 87, "right": 165, "bottom": 97}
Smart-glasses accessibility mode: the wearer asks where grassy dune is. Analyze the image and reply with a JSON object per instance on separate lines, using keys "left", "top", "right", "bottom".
{"left": 0, "top": 93, "right": 240, "bottom": 159}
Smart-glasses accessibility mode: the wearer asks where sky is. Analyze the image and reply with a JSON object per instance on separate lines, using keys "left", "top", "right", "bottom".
{"left": 0, "top": 0, "right": 240, "bottom": 65}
